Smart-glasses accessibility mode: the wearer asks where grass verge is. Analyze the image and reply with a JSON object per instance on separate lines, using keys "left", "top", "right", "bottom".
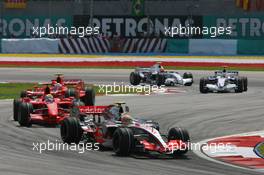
{"left": 0, "top": 83, "right": 151, "bottom": 99}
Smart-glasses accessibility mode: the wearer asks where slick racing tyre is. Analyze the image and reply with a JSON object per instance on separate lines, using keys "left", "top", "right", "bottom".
{"left": 18, "top": 102, "right": 33, "bottom": 127}
{"left": 156, "top": 74, "right": 165, "bottom": 86}
{"left": 235, "top": 78, "right": 243, "bottom": 93}
{"left": 13, "top": 99, "right": 21, "bottom": 121}
{"left": 183, "top": 72, "right": 193, "bottom": 86}
{"left": 200, "top": 78, "right": 208, "bottom": 93}
{"left": 183, "top": 72, "right": 193, "bottom": 79}
{"left": 130, "top": 72, "right": 141, "bottom": 85}
{"left": 242, "top": 77, "right": 248, "bottom": 92}
{"left": 60, "top": 117, "right": 83, "bottom": 144}
{"left": 168, "top": 127, "right": 190, "bottom": 156}
{"left": 20, "top": 90, "right": 27, "bottom": 98}
{"left": 113, "top": 128, "right": 134, "bottom": 156}
{"left": 65, "top": 88, "right": 76, "bottom": 98}
{"left": 81, "top": 87, "right": 95, "bottom": 106}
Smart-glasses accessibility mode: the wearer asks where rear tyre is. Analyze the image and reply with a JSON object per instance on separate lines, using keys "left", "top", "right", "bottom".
{"left": 183, "top": 72, "right": 193, "bottom": 86}
{"left": 235, "top": 78, "right": 243, "bottom": 93}
{"left": 200, "top": 78, "right": 208, "bottom": 93}
{"left": 156, "top": 74, "right": 165, "bottom": 86}
{"left": 60, "top": 117, "right": 83, "bottom": 144}
{"left": 113, "top": 128, "right": 134, "bottom": 156}
{"left": 183, "top": 72, "right": 193, "bottom": 79}
{"left": 242, "top": 77, "right": 248, "bottom": 92}
{"left": 130, "top": 72, "right": 141, "bottom": 85}
{"left": 18, "top": 103, "right": 33, "bottom": 127}
{"left": 13, "top": 99, "right": 21, "bottom": 121}
{"left": 81, "top": 87, "right": 95, "bottom": 106}
{"left": 20, "top": 90, "right": 27, "bottom": 98}
{"left": 168, "top": 127, "right": 190, "bottom": 156}
{"left": 65, "top": 88, "right": 76, "bottom": 98}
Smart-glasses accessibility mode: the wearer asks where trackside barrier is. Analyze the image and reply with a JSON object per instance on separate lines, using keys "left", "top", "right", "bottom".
{"left": 189, "top": 39, "right": 237, "bottom": 55}
{"left": 237, "top": 40, "right": 264, "bottom": 55}
{"left": 1, "top": 38, "right": 59, "bottom": 54}
{"left": 166, "top": 39, "right": 189, "bottom": 54}
{"left": 0, "top": 38, "right": 264, "bottom": 55}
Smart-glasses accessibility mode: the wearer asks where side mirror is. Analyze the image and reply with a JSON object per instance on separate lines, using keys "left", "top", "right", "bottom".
{"left": 125, "top": 106, "right": 129, "bottom": 112}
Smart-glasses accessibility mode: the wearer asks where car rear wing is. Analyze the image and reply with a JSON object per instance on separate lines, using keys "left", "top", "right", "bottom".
{"left": 63, "top": 79, "right": 84, "bottom": 85}
{"left": 226, "top": 71, "right": 239, "bottom": 76}
{"left": 214, "top": 71, "right": 239, "bottom": 76}
{"left": 135, "top": 67, "right": 151, "bottom": 72}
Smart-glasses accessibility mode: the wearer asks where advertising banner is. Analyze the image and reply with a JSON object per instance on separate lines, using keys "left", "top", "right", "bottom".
{"left": 0, "top": 16, "right": 72, "bottom": 38}
{"left": 204, "top": 16, "right": 264, "bottom": 39}
{"left": 73, "top": 15, "right": 203, "bottom": 38}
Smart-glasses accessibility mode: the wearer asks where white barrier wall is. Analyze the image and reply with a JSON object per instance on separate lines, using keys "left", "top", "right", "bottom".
{"left": 2, "top": 38, "right": 59, "bottom": 54}
{"left": 189, "top": 39, "right": 237, "bottom": 55}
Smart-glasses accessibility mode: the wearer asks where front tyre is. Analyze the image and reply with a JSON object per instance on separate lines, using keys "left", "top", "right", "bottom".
{"left": 113, "top": 128, "right": 134, "bottom": 156}
{"left": 81, "top": 87, "right": 95, "bottom": 106}
{"left": 200, "top": 78, "right": 208, "bottom": 93}
{"left": 18, "top": 102, "right": 33, "bottom": 127}
{"left": 60, "top": 117, "right": 83, "bottom": 144}
{"left": 168, "top": 127, "right": 190, "bottom": 156}
{"left": 13, "top": 99, "right": 21, "bottom": 121}
{"left": 242, "top": 77, "right": 248, "bottom": 92}
{"left": 130, "top": 72, "right": 141, "bottom": 85}
{"left": 235, "top": 78, "right": 243, "bottom": 93}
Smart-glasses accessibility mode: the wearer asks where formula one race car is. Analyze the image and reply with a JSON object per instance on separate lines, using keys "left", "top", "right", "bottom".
{"left": 16, "top": 93, "right": 77, "bottom": 127}
{"left": 19, "top": 74, "right": 95, "bottom": 105}
{"left": 130, "top": 63, "right": 193, "bottom": 86}
{"left": 200, "top": 69, "right": 248, "bottom": 93}
{"left": 13, "top": 74, "right": 95, "bottom": 121}
{"left": 60, "top": 102, "right": 190, "bottom": 157}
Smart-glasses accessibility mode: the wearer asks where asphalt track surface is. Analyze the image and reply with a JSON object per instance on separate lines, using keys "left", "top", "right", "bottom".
{"left": 0, "top": 68, "right": 263, "bottom": 175}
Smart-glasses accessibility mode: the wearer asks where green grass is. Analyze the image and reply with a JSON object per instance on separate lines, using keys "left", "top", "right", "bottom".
{"left": 0, "top": 83, "right": 151, "bottom": 99}
{"left": 0, "top": 83, "right": 35, "bottom": 99}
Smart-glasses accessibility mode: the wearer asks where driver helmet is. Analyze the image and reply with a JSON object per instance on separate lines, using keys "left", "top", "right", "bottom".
{"left": 121, "top": 113, "right": 133, "bottom": 125}
{"left": 160, "top": 65, "right": 165, "bottom": 72}
{"left": 53, "top": 83, "right": 62, "bottom": 91}
{"left": 45, "top": 94, "right": 54, "bottom": 103}
{"left": 154, "top": 62, "right": 164, "bottom": 72}
{"left": 222, "top": 66, "right": 228, "bottom": 73}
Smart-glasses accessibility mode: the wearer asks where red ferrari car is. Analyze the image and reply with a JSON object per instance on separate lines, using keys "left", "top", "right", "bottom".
{"left": 19, "top": 74, "right": 95, "bottom": 103}
{"left": 17, "top": 94, "right": 75, "bottom": 127}
{"left": 13, "top": 74, "right": 95, "bottom": 121}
